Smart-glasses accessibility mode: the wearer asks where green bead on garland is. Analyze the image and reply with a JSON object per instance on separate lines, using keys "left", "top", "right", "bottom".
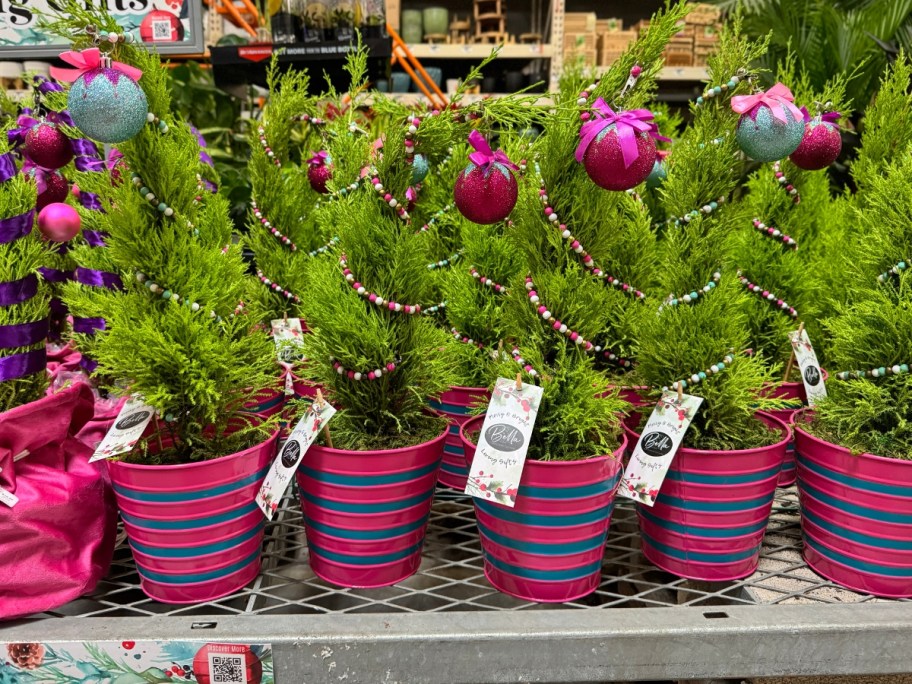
{"left": 836, "top": 364, "right": 909, "bottom": 381}
{"left": 664, "top": 353, "right": 736, "bottom": 393}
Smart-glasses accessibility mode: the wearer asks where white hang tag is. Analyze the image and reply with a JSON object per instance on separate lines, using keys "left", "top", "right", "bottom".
{"left": 272, "top": 317, "right": 305, "bottom": 364}
{"left": 788, "top": 327, "right": 827, "bottom": 406}
{"left": 464, "top": 377, "right": 544, "bottom": 508}
{"left": 619, "top": 391, "right": 703, "bottom": 507}
{"left": 0, "top": 487, "right": 18, "bottom": 508}
{"left": 89, "top": 396, "right": 156, "bottom": 463}
{"left": 256, "top": 400, "right": 336, "bottom": 519}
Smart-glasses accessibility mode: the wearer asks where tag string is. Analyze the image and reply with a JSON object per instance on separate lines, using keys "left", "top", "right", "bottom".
{"left": 783, "top": 322, "right": 805, "bottom": 382}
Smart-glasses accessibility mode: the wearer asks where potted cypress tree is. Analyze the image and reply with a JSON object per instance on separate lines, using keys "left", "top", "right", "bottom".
{"left": 48, "top": 5, "right": 278, "bottom": 604}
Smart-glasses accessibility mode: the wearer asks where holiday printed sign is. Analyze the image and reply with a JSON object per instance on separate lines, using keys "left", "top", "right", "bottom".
{"left": 271, "top": 317, "right": 305, "bottom": 364}
{"left": 0, "top": 641, "right": 274, "bottom": 684}
{"left": 256, "top": 400, "right": 336, "bottom": 519}
{"left": 619, "top": 391, "right": 703, "bottom": 506}
{"left": 89, "top": 395, "right": 155, "bottom": 463}
{"left": 788, "top": 327, "right": 827, "bottom": 406}
{"left": 464, "top": 377, "right": 543, "bottom": 508}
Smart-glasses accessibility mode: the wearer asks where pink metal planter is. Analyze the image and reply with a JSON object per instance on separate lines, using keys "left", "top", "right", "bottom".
{"left": 296, "top": 427, "right": 447, "bottom": 588}
{"left": 763, "top": 371, "right": 827, "bottom": 487}
{"left": 625, "top": 412, "right": 789, "bottom": 582}
{"left": 107, "top": 423, "right": 278, "bottom": 604}
{"left": 460, "top": 414, "right": 627, "bottom": 603}
{"left": 427, "top": 386, "right": 491, "bottom": 490}
{"left": 793, "top": 411, "right": 912, "bottom": 598}
{"left": 241, "top": 385, "right": 286, "bottom": 418}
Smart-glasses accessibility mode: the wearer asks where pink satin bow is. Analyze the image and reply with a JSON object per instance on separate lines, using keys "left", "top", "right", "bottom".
{"left": 731, "top": 82, "right": 803, "bottom": 124}
{"left": 467, "top": 129, "right": 518, "bottom": 170}
{"left": 799, "top": 106, "right": 841, "bottom": 125}
{"left": 575, "top": 99, "right": 667, "bottom": 169}
{"left": 308, "top": 151, "right": 329, "bottom": 167}
{"left": 22, "top": 161, "right": 50, "bottom": 195}
{"left": 50, "top": 48, "right": 143, "bottom": 84}
{"left": 405, "top": 186, "right": 418, "bottom": 202}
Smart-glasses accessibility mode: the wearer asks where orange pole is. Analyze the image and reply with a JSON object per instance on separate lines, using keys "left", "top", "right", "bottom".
{"left": 218, "top": 0, "right": 258, "bottom": 35}
{"left": 386, "top": 23, "right": 448, "bottom": 107}
{"left": 395, "top": 52, "right": 437, "bottom": 104}
{"left": 236, "top": 0, "right": 264, "bottom": 27}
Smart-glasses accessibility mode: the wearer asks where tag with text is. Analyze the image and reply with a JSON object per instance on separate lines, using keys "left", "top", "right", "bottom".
{"left": 89, "top": 396, "right": 156, "bottom": 463}
{"left": 789, "top": 327, "right": 827, "bottom": 406}
{"left": 271, "top": 317, "right": 305, "bottom": 364}
{"left": 464, "top": 377, "right": 544, "bottom": 508}
{"left": 619, "top": 391, "right": 703, "bottom": 507}
{"left": 0, "top": 487, "right": 18, "bottom": 508}
{"left": 256, "top": 400, "right": 336, "bottom": 519}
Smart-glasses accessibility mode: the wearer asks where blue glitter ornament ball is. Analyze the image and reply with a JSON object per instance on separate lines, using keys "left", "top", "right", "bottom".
{"left": 411, "top": 153, "right": 429, "bottom": 183}
{"left": 646, "top": 159, "right": 667, "bottom": 189}
{"left": 735, "top": 105, "right": 804, "bottom": 162}
{"left": 67, "top": 68, "right": 148, "bottom": 144}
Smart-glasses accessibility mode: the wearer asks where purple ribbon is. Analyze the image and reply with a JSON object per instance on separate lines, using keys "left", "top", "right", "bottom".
{"left": 83, "top": 230, "right": 109, "bottom": 247}
{"left": 80, "top": 356, "right": 98, "bottom": 373}
{"left": 0, "top": 348, "right": 46, "bottom": 381}
{"left": 799, "top": 106, "right": 841, "bottom": 125}
{"left": 0, "top": 209, "right": 34, "bottom": 245}
{"left": 0, "top": 319, "right": 49, "bottom": 349}
{"left": 80, "top": 192, "right": 102, "bottom": 211}
{"left": 39, "top": 266, "right": 72, "bottom": 283}
{"left": 75, "top": 267, "right": 123, "bottom": 290}
{"left": 0, "top": 274, "right": 38, "bottom": 307}
{"left": 0, "top": 153, "right": 16, "bottom": 184}
{"left": 73, "top": 317, "right": 105, "bottom": 334}
{"left": 8, "top": 114, "right": 38, "bottom": 147}
{"left": 467, "top": 130, "right": 518, "bottom": 171}
{"left": 22, "top": 161, "right": 50, "bottom": 195}
{"left": 201, "top": 178, "right": 217, "bottom": 194}
{"left": 576, "top": 99, "right": 668, "bottom": 169}
{"left": 34, "top": 75, "right": 63, "bottom": 93}
{"left": 200, "top": 151, "right": 214, "bottom": 167}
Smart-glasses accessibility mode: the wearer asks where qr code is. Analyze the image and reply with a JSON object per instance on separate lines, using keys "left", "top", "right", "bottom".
{"left": 209, "top": 654, "right": 247, "bottom": 684}
{"left": 151, "top": 20, "right": 172, "bottom": 41}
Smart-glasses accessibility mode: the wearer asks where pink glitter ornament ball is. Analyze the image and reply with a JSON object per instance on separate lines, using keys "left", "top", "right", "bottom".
{"left": 23, "top": 123, "right": 73, "bottom": 170}
{"left": 789, "top": 121, "right": 842, "bottom": 171}
{"left": 28, "top": 169, "right": 70, "bottom": 210}
{"left": 583, "top": 127, "right": 656, "bottom": 191}
{"left": 454, "top": 163, "right": 518, "bottom": 225}
{"left": 37, "top": 202, "right": 81, "bottom": 242}
{"left": 308, "top": 164, "right": 332, "bottom": 194}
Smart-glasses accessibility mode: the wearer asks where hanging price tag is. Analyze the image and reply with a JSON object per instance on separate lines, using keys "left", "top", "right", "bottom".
{"left": 619, "top": 391, "right": 703, "bottom": 507}
{"left": 0, "top": 487, "right": 18, "bottom": 508}
{"left": 464, "top": 376, "right": 543, "bottom": 508}
{"left": 256, "top": 399, "right": 336, "bottom": 519}
{"left": 271, "top": 317, "right": 305, "bottom": 363}
{"left": 89, "top": 396, "right": 156, "bottom": 463}
{"left": 788, "top": 327, "right": 827, "bottom": 406}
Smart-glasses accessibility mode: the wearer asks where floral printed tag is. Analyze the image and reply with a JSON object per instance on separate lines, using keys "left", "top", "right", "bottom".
{"left": 618, "top": 391, "right": 703, "bottom": 507}
{"left": 464, "top": 377, "right": 544, "bottom": 508}
{"left": 256, "top": 400, "right": 336, "bottom": 520}
{"left": 89, "top": 396, "right": 156, "bottom": 463}
{"left": 788, "top": 327, "right": 827, "bottom": 406}
{"left": 271, "top": 317, "right": 305, "bottom": 364}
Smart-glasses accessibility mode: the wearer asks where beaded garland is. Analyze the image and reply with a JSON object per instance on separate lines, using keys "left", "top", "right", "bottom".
{"left": 330, "top": 355, "right": 398, "bottom": 381}
{"left": 427, "top": 251, "right": 462, "bottom": 270}
{"left": 470, "top": 267, "right": 508, "bottom": 293}
{"left": 130, "top": 172, "right": 177, "bottom": 217}
{"left": 368, "top": 168, "right": 410, "bottom": 221}
{"left": 661, "top": 196, "right": 727, "bottom": 228}
{"left": 339, "top": 254, "right": 422, "bottom": 314}
{"left": 752, "top": 218, "right": 797, "bottom": 250}
{"left": 664, "top": 353, "right": 736, "bottom": 393}
{"left": 256, "top": 269, "right": 300, "bottom": 304}
{"left": 877, "top": 260, "right": 907, "bottom": 283}
{"left": 305, "top": 236, "right": 340, "bottom": 258}
{"left": 423, "top": 300, "right": 447, "bottom": 315}
{"left": 694, "top": 69, "right": 747, "bottom": 107}
{"left": 135, "top": 271, "right": 222, "bottom": 321}
{"left": 418, "top": 203, "right": 453, "bottom": 233}
{"left": 525, "top": 276, "right": 594, "bottom": 352}
{"left": 314, "top": 179, "right": 362, "bottom": 209}
{"left": 257, "top": 126, "right": 280, "bottom": 166}
{"left": 251, "top": 200, "right": 298, "bottom": 251}
{"left": 738, "top": 272, "right": 798, "bottom": 318}
{"left": 836, "top": 363, "right": 909, "bottom": 381}
{"left": 145, "top": 111, "right": 169, "bottom": 135}
{"left": 451, "top": 327, "right": 485, "bottom": 349}
{"left": 594, "top": 347, "right": 635, "bottom": 369}
{"left": 293, "top": 112, "right": 327, "bottom": 126}
{"left": 660, "top": 271, "right": 721, "bottom": 310}
{"left": 772, "top": 161, "right": 800, "bottom": 205}
{"left": 511, "top": 346, "right": 539, "bottom": 377}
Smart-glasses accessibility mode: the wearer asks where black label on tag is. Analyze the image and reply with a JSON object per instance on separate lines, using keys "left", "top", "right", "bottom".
{"left": 641, "top": 431, "right": 674, "bottom": 457}
{"left": 280, "top": 439, "right": 302, "bottom": 468}
{"left": 116, "top": 411, "right": 151, "bottom": 430}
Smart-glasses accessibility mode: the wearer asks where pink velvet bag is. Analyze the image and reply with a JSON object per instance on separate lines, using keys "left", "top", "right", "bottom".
{"left": 0, "top": 383, "right": 118, "bottom": 619}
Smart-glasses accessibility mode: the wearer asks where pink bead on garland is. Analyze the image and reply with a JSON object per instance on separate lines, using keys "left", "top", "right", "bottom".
{"left": 451, "top": 327, "right": 485, "bottom": 349}
{"left": 330, "top": 355, "right": 397, "bottom": 381}
{"left": 738, "top": 272, "right": 798, "bottom": 318}
{"left": 752, "top": 218, "right": 797, "bottom": 250}
{"left": 772, "top": 161, "right": 800, "bottom": 205}
{"left": 257, "top": 126, "right": 280, "bottom": 167}
{"left": 511, "top": 347, "right": 539, "bottom": 377}
{"left": 525, "top": 276, "right": 594, "bottom": 352}
{"left": 469, "top": 267, "right": 508, "bottom": 294}
{"left": 251, "top": 200, "right": 298, "bottom": 251}
{"left": 256, "top": 269, "right": 300, "bottom": 303}
{"left": 368, "top": 168, "right": 410, "bottom": 221}
{"left": 339, "top": 254, "right": 422, "bottom": 314}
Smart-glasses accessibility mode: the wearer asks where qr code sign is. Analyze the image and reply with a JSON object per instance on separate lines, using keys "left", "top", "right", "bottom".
{"left": 209, "top": 654, "right": 247, "bottom": 684}
{"left": 152, "top": 19, "right": 172, "bottom": 41}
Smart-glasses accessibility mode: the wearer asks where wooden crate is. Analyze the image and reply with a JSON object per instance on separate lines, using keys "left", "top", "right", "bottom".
{"left": 688, "top": 3, "right": 722, "bottom": 25}
{"left": 693, "top": 24, "right": 721, "bottom": 46}
{"left": 693, "top": 46, "right": 715, "bottom": 67}
{"left": 564, "top": 12, "right": 597, "bottom": 33}
{"left": 599, "top": 29, "right": 637, "bottom": 53}
{"left": 563, "top": 32, "right": 597, "bottom": 52}
{"left": 664, "top": 49, "right": 695, "bottom": 67}
{"left": 635, "top": 19, "right": 651, "bottom": 36}
{"left": 386, "top": 0, "right": 400, "bottom": 30}
{"left": 673, "top": 23, "right": 695, "bottom": 38}
{"left": 598, "top": 49, "right": 624, "bottom": 66}
{"left": 596, "top": 17, "right": 623, "bottom": 33}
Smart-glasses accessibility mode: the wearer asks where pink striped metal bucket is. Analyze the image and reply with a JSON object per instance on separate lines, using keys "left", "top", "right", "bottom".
{"left": 763, "top": 372, "right": 827, "bottom": 487}
{"left": 793, "top": 411, "right": 912, "bottom": 598}
{"left": 625, "top": 412, "right": 789, "bottom": 582}
{"left": 296, "top": 426, "right": 447, "bottom": 588}
{"left": 107, "top": 423, "right": 278, "bottom": 604}
{"left": 427, "top": 386, "right": 491, "bottom": 490}
{"left": 240, "top": 385, "right": 286, "bottom": 418}
{"left": 460, "top": 414, "right": 627, "bottom": 603}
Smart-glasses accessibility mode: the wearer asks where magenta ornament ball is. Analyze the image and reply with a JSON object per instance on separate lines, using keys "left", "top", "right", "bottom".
{"left": 582, "top": 126, "right": 656, "bottom": 191}
{"left": 38, "top": 202, "right": 81, "bottom": 242}
{"left": 454, "top": 162, "right": 518, "bottom": 225}
{"left": 308, "top": 164, "right": 332, "bottom": 194}
{"left": 23, "top": 123, "right": 73, "bottom": 170}
{"left": 30, "top": 170, "right": 69, "bottom": 210}
{"left": 789, "top": 121, "right": 842, "bottom": 171}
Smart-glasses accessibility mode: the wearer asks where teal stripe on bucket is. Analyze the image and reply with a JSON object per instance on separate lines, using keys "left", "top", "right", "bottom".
{"left": 477, "top": 519, "right": 606, "bottom": 555}
{"left": 664, "top": 464, "right": 780, "bottom": 486}
{"left": 428, "top": 400, "right": 471, "bottom": 415}
{"left": 298, "top": 460, "right": 439, "bottom": 487}
{"left": 242, "top": 393, "right": 284, "bottom": 413}
{"left": 780, "top": 461, "right": 796, "bottom": 472}
{"left": 305, "top": 515, "right": 428, "bottom": 540}
{"left": 443, "top": 444, "right": 464, "bottom": 457}
{"left": 129, "top": 521, "right": 264, "bottom": 558}
{"left": 639, "top": 506, "right": 767, "bottom": 538}
{"left": 641, "top": 529, "right": 761, "bottom": 564}
{"left": 301, "top": 488, "right": 435, "bottom": 514}
{"left": 484, "top": 551, "right": 602, "bottom": 582}
{"left": 803, "top": 507, "right": 912, "bottom": 551}
{"left": 804, "top": 535, "right": 912, "bottom": 578}
{"left": 475, "top": 498, "right": 612, "bottom": 527}
{"left": 800, "top": 480, "right": 912, "bottom": 524}
{"left": 113, "top": 467, "right": 270, "bottom": 503}
{"left": 440, "top": 460, "right": 468, "bottom": 476}
{"left": 448, "top": 425, "right": 461, "bottom": 435}
{"left": 137, "top": 549, "right": 260, "bottom": 584}
{"left": 308, "top": 539, "right": 423, "bottom": 566}
{"left": 520, "top": 473, "right": 622, "bottom": 500}
{"left": 121, "top": 502, "right": 260, "bottom": 530}
{"left": 800, "top": 457, "right": 912, "bottom": 498}
{"left": 656, "top": 493, "right": 774, "bottom": 513}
